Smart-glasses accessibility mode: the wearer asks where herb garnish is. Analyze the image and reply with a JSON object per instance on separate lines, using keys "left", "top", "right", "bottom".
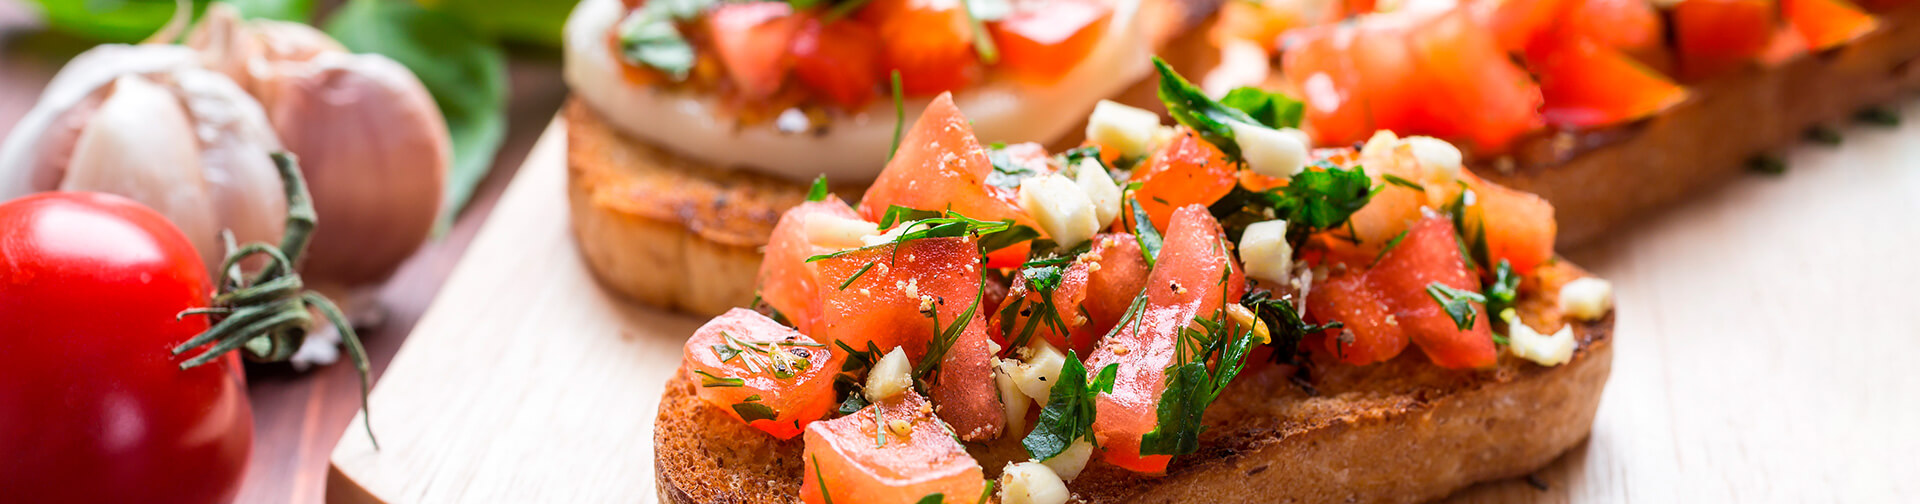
{"left": 694, "top": 369, "right": 744, "bottom": 388}
{"left": 1152, "top": 57, "right": 1307, "bottom": 163}
{"left": 959, "top": 0, "right": 1005, "bottom": 64}
{"left": 1022, "top": 350, "right": 1119, "bottom": 461}
{"left": 811, "top": 454, "right": 835, "bottom": 504}
{"left": 1000, "top": 239, "right": 1088, "bottom": 351}
{"left": 806, "top": 175, "right": 831, "bottom": 202}
{"left": 1484, "top": 259, "right": 1520, "bottom": 317}
{"left": 1426, "top": 282, "right": 1487, "bottom": 331}
{"left": 1242, "top": 290, "right": 1340, "bottom": 366}
{"left": 1382, "top": 173, "right": 1425, "bottom": 192}
{"left": 614, "top": 0, "right": 716, "bottom": 79}
{"left": 732, "top": 399, "right": 778, "bottom": 422}
{"left": 1218, "top": 86, "right": 1305, "bottom": 130}
{"left": 913, "top": 274, "right": 987, "bottom": 382}
{"left": 1138, "top": 310, "right": 1258, "bottom": 457}
{"left": 1129, "top": 196, "right": 1164, "bottom": 267}
{"left": 711, "top": 331, "right": 823, "bottom": 379}
{"left": 914, "top": 494, "right": 945, "bottom": 504}
{"left": 888, "top": 71, "right": 905, "bottom": 160}
{"left": 807, "top": 210, "right": 1036, "bottom": 262}
{"left": 831, "top": 340, "right": 883, "bottom": 416}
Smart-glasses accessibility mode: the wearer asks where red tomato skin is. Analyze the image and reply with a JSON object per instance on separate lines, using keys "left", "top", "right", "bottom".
{"left": 799, "top": 391, "right": 987, "bottom": 504}
{"left": 758, "top": 198, "right": 867, "bottom": 337}
{"left": 1531, "top": 35, "right": 1689, "bottom": 128}
{"left": 791, "top": 16, "right": 886, "bottom": 110}
{"left": 990, "top": 0, "right": 1113, "bottom": 84}
{"left": 991, "top": 233, "right": 1150, "bottom": 356}
{"left": 1087, "top": 205, "right": 1246, "bottom": 474}
{"left": 1464, "top": 173, "right": 1558, "bottom": 275}
{"left": 684, "top": 309, "right": 842, "bottom": 439}
{"left": 815, "top": 237, "right": 1005, "bottom": 439}
{"left": 1405, "top": 10, "right": 1544, "bottom": 154}
{"left": 0, "top": 192, "right": 252, "bottom": 504}
{"left": 707, "top": 3, "right": 805, "bottom": 99}
{"left": 1133, "top": 131, "right": 1239, "bottom": 232}
{"left": 860, "top": 0, "right": 982, "bottom": 95}
{"left": 1367, "top": 215, "right": 1497, "bottom": 369}
{"left": 1673, "top": 0, "right": 1779, "bottom": 78}
{"left": 857, "top": 93, "right": 1038, "bottom": 267}
{"left": 1306, "top": 270, "right": 1409, "bottom": 365}
{"left": 1784, "top": 0, "right": 1879, "bottom": 50}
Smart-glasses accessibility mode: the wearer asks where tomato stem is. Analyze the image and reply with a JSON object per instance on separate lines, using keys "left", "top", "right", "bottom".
{"left": 174, "top": 152, "right": 379, "bottom": 450}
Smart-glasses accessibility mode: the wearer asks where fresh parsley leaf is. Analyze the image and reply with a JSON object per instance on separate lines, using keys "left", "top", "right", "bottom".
{"left": 732, "top": 401, "right": 778, "bottom": 422}
{"left": 1242, "top": 290, "right": 1340, "bottom": 366}
{"left": 694, "top": 370, "right": 744, "bottom": 388}
{"left": 1023, "top": 352, "right": 1119, "bottom": 461}
{"left": 1152, "top": 57, "right": 1257, "bottom": 161}
{"left": 1280, "top": 162, "right": 1375, "bottom": 231}
{"left": 1130, "top": 197, "right": 1164, "bottom": 268}
{"left": 888, "top": 71, "right": 905, "bottom": 160}
{"left": 1218, "top": 87, "right": 1305, "bottom": 130}
{"left": 878, "top": 205, "right": 944, "bottom": 229}
{"left": 615, "top": 9, "right": 696, "bottom": 79}
{"left": 1426, "top": 282, "right": 1488, "bottom": 331}
{"left": 1485, "top": 259, "right": 1520, "bottom": 316}
{"left": 807, "top": 175, "right": 831, "bottom": 202}
{"left": 1381, "top": 173, "right": 1425, "bottom": 192}
{"left": 912, "top": 274, "right": 987, "bottom": 381}
{"left": 1139, "top": 314, "right": 1257, "bottom": 457}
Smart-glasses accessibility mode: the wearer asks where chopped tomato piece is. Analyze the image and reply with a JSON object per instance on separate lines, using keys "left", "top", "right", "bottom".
{"left": 1784, "top": 0, "right": 1879, "bottom": 50}
{"left": 1087, "top": 205, "right": 1247, "bottom": 474}
{"left": 1563, "top": 0, "right": 1662, "bottom": 53}
{"left": 1480, "top": 0, "right": 1564, "bottom": 52}
{"left": 1672, "top": 0, "right": 1778, "bottom": 78}
{"left": 1132, "top": 130, "right": 1238, "bottom": 232}
{"left": 684, "top": 309, "right": 842, "bottom": 439}
{"left": 1531, "top": 36, "right": 1689, "bottom": 128}
{"left": 990, "top": 0, "right": 1112, "bottom": 84}
{"left": 815, "top": 237, "right": 1004, "bottom": 440}
{"left": 1282, "top": 22, "right": 1378, "bottom": 147}
{"left": 991, "top": 233, "right": 1152, "bottom": 355}
{"left": 1308, "top": 215, "right": 1497, "bottom": 369}
{"left": 1463, "top": 173, "right": 1557, "bottom": 275}
{"left": 859, "top": 0, "right": 981, "bottom": 95}
{"left": 1404, "top": 9, "right": 1544, "bottom": 154}
{"left": 758, "top": 198, "right": 867, "bottom": 337}
{"left": 857, "top": 93, "right": 1039, "bottom": 267}
{"left": 707, "top": 3, "right": 805, "bottom": 99}
{"left": 791, "top": 16, "right": 885, "bottom": 109}
{"left": 800, "top": 391, "right": 988, "bottom": 504}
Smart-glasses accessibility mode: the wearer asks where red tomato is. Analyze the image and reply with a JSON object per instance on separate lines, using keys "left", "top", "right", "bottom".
{"left": 991, "top": 233, "right": 1152, "bottom": 355}
{"left": 1404, "top": 9, "right": 1544, "bottom": 154}
{"left": 990, "top": 0, "right": 1112, "bottom": 84}
{"left": 815, "top": 237, "right": 1005, "bottom": 440}
{"left": 800, "top": 391, "right": 987, "bottom": 504}
{"left": 1308, "top": 214, "right": 1497, "bottom": 369}
{"left": 1673, "top": 0, "right": 1778, "bottom": 78}
{"left": 0, "top": 192, "right": 252, "bottom": 504}
{"left": 1563, "top": 0, "right": 1662, "bottom": 52}
{"left": 1464, "top": 173, "right": 1558, "bottom": 275}
{"left": 1784, "top": 0, "right": 1878, "bottom": 50}
{"left": 684, "top": 309, "right": 842, "bottom": 439}
{"left": 791, "top": 16, "right": 885, "bottom": 109}
{"left": 758, "top": 198, "right": 868, "bottom": 336}
{"left": 1531, "top": 35, "right": 1689, "bottom": 128}
{"left": 857, "top": 93, "right": 1039, "bottom": 267}
{"left": 1132, "top": 130, "right": 1239, "bottom": 232}
{"left": 860, "top": 0, "right": 981, "bottom": 94}
{"left": 1481, "top": 0, "right": 1565, "bottom": 52}
{"left": 1283, "top": 22, "right": 1374, "bottom": 146}
{"left": 1087, "top": 205, "right": 1246, "bottom": 474}
{"left": 708, "top": 3, "right": 806, "bottom": 99}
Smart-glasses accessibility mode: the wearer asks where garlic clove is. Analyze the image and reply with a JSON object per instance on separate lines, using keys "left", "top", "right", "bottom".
{"left": 62, "top": 75, "right": 223, "bottom": 271}
{"left": 249, "top": 51, "right": 449, "bottom": 289}
{"left": 186, "top": 3, "right": 347, "bottom": 92}
{"left": 0, "top": 45, "right": 202, "bottom": 201}
{"left": 171, "top": 69, "right": 290, "bottom": 259}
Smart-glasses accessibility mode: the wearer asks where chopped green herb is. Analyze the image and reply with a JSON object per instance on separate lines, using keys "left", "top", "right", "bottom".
{"left": 1242, "top": 290, "right": 1340, "bottom": 366}
{"left": 808, "top": 211, "right": 1035, "bottom": 262}
{"left": 694, "top": 369, "right": 744, "bottom": 388}
{"left": 1375, "top": 228, "right": 1411, "bottom": 265}
{"left": 959, "top": 0, "right": 1004, "bottom": 64}
{"left": 1130, "top": 197, "right": 1164, "bottom": 268}
{"left": 976, "top": 480, "right": 996, "bottom": 504}
{"left": 1426, "top": 282, "right": 1487, "bottom": 331}
{"left": 888, "top": 71, "right": 906, "bottom": 160}
{"left": 878, "top": 205, "right": 945, "bottom": 229}
{"left": 1747, "top": 155, "right": 1787, "bottom": 175}
{"left": 732, "top": 401, "right": 778, "bottom": 422}
{"left": 1023, "top": 351, "right": 1119, "bottom": 461}
{"left": 914, "top": 494, "right": 945, "bottom": 504}
{"left": 1280, "top": 161, "right": 1375, "bottom": 232}
{"left": 1382, "top": 173, "right": 1425, "bottom": 192}
{"left": 1484, "top": 259, "right": 1520, "bottom": 317}
{"left": 812, "top": 454, "right": 835, "bottom": 504}
{"left": 875, "top": 401, "right": 887, "bottom": 447}
{"left": 912, "top": 274, "right": 988, "bottom": 381}
{"left": 1152, "top": 57, "right": 1258, "bottom": 161}
{"left": 1218, "top": 86, "right": 1305, "bottom": 130}
{"left": 807, "top": 175, "right": 831, "bottom": 202}
{"left": 615, "top": 10, "right": 695, "bottom": 79}
{"left": 1139, "top": 313, "right": 1257, "bottom": 457}
{"left": 838, "top": 262, "right": 877, "bottom": 291}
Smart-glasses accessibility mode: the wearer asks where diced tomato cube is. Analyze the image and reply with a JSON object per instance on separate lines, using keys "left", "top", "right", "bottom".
{"left": 707, "top": 3, "right": 805, "bottom": 99}
{"left": 1530, "top": 35, "right": 1688, "bottom": 129}
{"left": 1404, "top": 9, "right": 1544, "bottom": 154}
{"left": 758, "top": 199, "right": 868, "bottom": 337}
{"left": 1086, "top": 205, "right": 1247, "bottom": 474}
{"left": 1132, "top": 130, "right": 1239, "bottom": 232}
{"left": 1463, "top": 173, "right": 1557, "bottom": 276}
{"left": 1672, "top": 0, "right": 1778, "bottom": 78}
{"left": 859, "top": 0, "right": 982, "bottom": 95}
{"left": 815, "top": 237, "right": 1004, "bottom": 440}
{"left": 791, "top": 15, "right": 886, "bottom": 110}
{"left": 991, "top": 233, "right": 1152, "bottom": 355}
{"left": 684, "top": 309, "right": 842, "bottom": 439}
{"left": 1305, "top": 270, "right": 1408, "bottom": 365}
{"left": 1308, "top": 215, "right": 1497, "bottom": 369}
{"left": 990, "top": 0, "right": 1112, "bottom": 84}
{"left": 1784, "top": 0, "right": 1879, "bottom": 50}
{"left": 800, "top": 391, "right": 988, "bottom": 504}
{"left": 857, "top": 93, "right": 1039, "bottom": 267}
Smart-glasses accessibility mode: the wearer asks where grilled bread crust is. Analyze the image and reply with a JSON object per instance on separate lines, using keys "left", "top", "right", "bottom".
{"left": 654, "top": 260, "right": 1614, "bottom": 504}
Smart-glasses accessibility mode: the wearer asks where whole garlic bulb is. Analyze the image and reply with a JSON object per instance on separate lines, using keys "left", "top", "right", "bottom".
{"left": 187, "top": 4, "right": 449, "bottom": 293}
{"left": 0, "top": 44, "right": 289, "bottom": 275}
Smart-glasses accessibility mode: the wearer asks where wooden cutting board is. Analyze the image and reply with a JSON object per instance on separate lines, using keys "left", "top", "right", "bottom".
{"left": 328, "top": 100, "right": 1920, "bottom": 503}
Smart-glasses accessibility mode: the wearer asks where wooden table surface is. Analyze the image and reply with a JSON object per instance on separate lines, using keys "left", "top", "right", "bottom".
{"left": 0, "top": 3, "right": 570, "bottom": 503}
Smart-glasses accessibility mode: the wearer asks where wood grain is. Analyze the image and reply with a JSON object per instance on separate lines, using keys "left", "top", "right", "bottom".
{"left": 330, "top": 97, "right": 1920, "bottom": 502}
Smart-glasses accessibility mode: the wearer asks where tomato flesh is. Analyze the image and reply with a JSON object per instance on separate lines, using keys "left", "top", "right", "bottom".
{"left": 1531, "top": 35, "right": 1689, "bottom": 128}
{"left": 1785, "top": 0, "right": 1879, "bottom": 50}
{"left": 1132, "top": 130, "right": 1239, "bottom": 232}
{"left": 1086, "top": 205, "right": 1247, "bottom": 474}
{"left": 1673, "top": 0, "right": 1778, "bottom": 78}
{"left": 791, "top": 15, "right": 885, "bottom": 110}
{"left": 992, "top": 233, "right": 1152, "bottom": 356}
{"left": 800, "top": 391, "right": 988, "bottom": 504}
{"left": 815, "top": 237, "right": 1005, "bottom": 440}
{"left": 684, "top": 308, "right": 842, "bottom": 439}
{"left": 0, "top": 192, "right": 251, "bottom": 504}
{"left": 1464, "top": 173, "right": 1558, "bottom": 275}
{"left": 758, "top": 198, "right": 867, "bottom": 337}
{"left": 857, "top": 93, "right": 1038, "bottom": 267}
{"left": 707, "top": 3, "right": 804, "bottom": 100}
{"left": 990, "top": 0, "right": 1113, "bottom": 84}
{"left": 859, "top": 0, "right": 981, "bottom": 95}
{"left": 1309, "top": 214, "right": 1497, "bottom": 369}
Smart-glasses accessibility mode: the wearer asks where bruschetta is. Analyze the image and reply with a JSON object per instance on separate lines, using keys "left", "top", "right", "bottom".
{"left": 651, "top": 61, "right": 1618, "bottom": 503}
{"left": 563, "top": 0, "right": 1227, "bottom": 315}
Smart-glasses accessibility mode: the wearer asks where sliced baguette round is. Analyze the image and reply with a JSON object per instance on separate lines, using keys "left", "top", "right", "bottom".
{"left": 654, "top": 260, "right": 1614, "bottom": 503}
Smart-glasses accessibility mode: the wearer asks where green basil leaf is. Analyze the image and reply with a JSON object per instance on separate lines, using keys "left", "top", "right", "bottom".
{"left": 1218, "top": 86, "right": 1304, "bottom": 130}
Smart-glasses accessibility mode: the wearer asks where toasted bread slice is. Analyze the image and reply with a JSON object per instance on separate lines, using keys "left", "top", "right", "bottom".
{"left": 566, "top": 11, "right": 1227, "bottom": 316}
{"left": 1482, "top": 3, "right": 1920, "bottom": 247}
{"left": 654, "top": 259, "right": 1613, "bottom": 503}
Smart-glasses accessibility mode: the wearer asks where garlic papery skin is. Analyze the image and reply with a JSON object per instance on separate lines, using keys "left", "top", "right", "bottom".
{"left": 189, "top": 5, "right": 450, "bottom": 293}
{"left": 0, "top": 44, "right": 289, "bottom": 276}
